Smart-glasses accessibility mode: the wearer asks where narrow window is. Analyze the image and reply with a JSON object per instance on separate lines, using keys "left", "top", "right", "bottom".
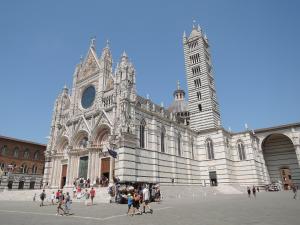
{"left": 177, "top": 134, "right": 181, "bottom": 156}
{"left": 206, "top": 139, "right": 214, "bottom": 160}
{"left": 161, "top": 127, "right": 165, "bottom": 153}
{"left": 197, "top": 91, "right": 201, "bottom": 100}
{"left": 140, "top": 119, "right": 146, "bottom": 148}
{"left": 198, "top": 104, "right": 202, "bottom": 112}
{"left": 238, "top": 141, "right": 246, "bottom": 160}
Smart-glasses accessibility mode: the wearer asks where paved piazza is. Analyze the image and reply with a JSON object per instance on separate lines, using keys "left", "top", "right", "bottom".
{"left": 0, "top": 191, "right": 299, "bottom": 225}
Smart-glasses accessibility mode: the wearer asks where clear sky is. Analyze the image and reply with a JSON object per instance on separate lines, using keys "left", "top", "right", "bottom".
{"left": 0, "top": 0, "right": 299, "bottom": 144}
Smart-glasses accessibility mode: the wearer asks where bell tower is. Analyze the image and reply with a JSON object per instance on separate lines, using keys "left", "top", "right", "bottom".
{"left": 183, "top": 24, "right": 221, "bottom": 131}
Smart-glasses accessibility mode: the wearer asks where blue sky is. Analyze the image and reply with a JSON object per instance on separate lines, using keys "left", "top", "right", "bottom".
{"left": 0, "top": 0, "right": 299, "bottom": 144}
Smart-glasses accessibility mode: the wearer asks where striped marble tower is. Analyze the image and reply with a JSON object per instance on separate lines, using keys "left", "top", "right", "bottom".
{"left": 183, "top": 24, "right": 221, "bottom": 131}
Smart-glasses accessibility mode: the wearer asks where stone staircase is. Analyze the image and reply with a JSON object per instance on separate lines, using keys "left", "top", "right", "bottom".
{"left": 0, "top": 184, "right": 243, "bottom": 202}
{"left": 160, "top": 184, "right": 243, "bottom": 200}
{"left": 0, "top": 186, "right": 111, "bottom": 203}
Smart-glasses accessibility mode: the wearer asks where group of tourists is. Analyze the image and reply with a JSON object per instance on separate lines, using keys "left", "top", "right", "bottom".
{"left": 38, "top": 181, "right": 159, "bottom": 217}
{"left": 38, "top": 189, "right": 72, "bottom": 216}
{"left": 126, "top": 184, "right": 153, "bottom": 216}
{"left": 247, "top": 186, "right": 259, "bottom": 198}
{"left": 72, "top": 185, "right": 96, "bottom": 205}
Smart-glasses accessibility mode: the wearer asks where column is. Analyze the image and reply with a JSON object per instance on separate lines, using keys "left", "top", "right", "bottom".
{"left": 109, "top": 157, "right": 114, "bottom": 183}
{"left": 87, "top": 150, "right": 92, "bottom": 179}
{"left": 295, "top": 145, "right": 300, "bottom": 167}
{"left": 66, "top": 155, "right": 72, "bottom": 187}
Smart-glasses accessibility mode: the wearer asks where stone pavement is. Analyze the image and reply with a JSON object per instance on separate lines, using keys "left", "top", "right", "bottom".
{"left": 0, "top": 191, "right": 299, "bottom": 225}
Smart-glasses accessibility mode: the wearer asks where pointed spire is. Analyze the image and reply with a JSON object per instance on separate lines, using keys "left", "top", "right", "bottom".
{"left": 106, "top": 39, "right": 110, "bottom": 48}
{"left": 122, "top": 50, "right": 127, "bottom": 58}
{"left": 80, "top": 55, "right": 83, "bottom": 64}
{"left": 177, "top": 80, "right": 180, "bottom": 90}
{"left": 90, "top": 36, "right": 96, "bottom": 49}
{"left": 183, "top": 31, "right": 186, "bottom": 38}
{"left": 197, "top": 24, "right": 201, "bottom": 32}
{"left": 192, "top": 19, "right": 196, "bottom": 29}
{"left": 62, "top": 84, "right": 68, "bottom": 94}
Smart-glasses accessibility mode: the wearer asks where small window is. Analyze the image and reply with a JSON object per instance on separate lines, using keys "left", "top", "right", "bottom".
{"left": 194, "top": 78, "right": 201, "bottom": 88}
{"left": 13, "top": 147, "right": 19, "bottom": 158}
{"left": 23, "top": 150, "right": 30, "bottom": 159}
{"left": 206, "top": 139, "right": 214, "bottom": 160}
{"left": 197, "top": 92, "right": 201, "bottom": 100}
{"left": 1, "top": 145, "right": 8, "bottom": 156}
{"left": 237, "top": 141, "right": 246, "bottom": 160}
{"left": 198, "top": 104, "right": 202, "bottom": 112}
{"left": 140, "top": 119, "right": 146, "bottom": 148}
{"left": 34, "top": 151, "right": 39, "bottom": 160}
{"left": 177, "top": 134, "right": 181, "bottom": 156}
{"left": 79, "top": 137, "right": 88, "bottom": 148}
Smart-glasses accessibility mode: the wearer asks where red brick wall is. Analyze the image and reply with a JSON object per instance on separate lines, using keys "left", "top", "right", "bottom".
{"left": 0, "top": 136, "right": 46, "bottom": 175}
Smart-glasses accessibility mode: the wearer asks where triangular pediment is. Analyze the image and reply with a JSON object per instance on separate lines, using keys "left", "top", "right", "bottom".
{"left": 78, "top": 47, "right": 100, "bottom": 80}
{"left": 91, "top": 110, "right": 113, "bottom": 136}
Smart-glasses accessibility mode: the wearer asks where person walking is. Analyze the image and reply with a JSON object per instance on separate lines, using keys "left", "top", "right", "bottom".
{"left": 252, "top": 186, "right": 256, "bottom": 198}
{"left": 133, "top": 191, "right": 142, "bottom": 215}
{"left": 39, "top": 190, "right": 46, "bottom": 207}
{"left": 142, "top": 185, "right": 153, "bottom": 214}
{"left": 292, "top": 184, "right": 298, "bottom": 199}
{"left": 247, "top": 186, "right": 251, "bottom": 198}
{"left": 50, "top": 192, "right": 55, "bottom": 205}
{"left": 90, "top": 187, "right": 96, "bottom": 205}
{"left": 64, "top": 192, "right": 72, "bottom": 215}
{"left": 56, "top": 193, "right": 65, "bottom": 216}
{"left": 127, "top": 193, "right": 134, "bottom": 216}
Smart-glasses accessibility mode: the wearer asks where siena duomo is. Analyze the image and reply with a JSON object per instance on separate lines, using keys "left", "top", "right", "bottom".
{"left": 43, "top": 24, "right": 300, "bottom": 189}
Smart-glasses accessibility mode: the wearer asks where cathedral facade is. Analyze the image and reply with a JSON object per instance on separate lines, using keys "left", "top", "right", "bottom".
{"left": 44, "top": 25, "right": 300, "bottom": 189}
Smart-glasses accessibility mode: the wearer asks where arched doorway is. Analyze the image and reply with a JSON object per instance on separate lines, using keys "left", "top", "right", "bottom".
{"left": 93, "top": 125, "right": 112, "bottom": 185}
{"left": 262, "top": 133, "right": 300, "bottom": 189}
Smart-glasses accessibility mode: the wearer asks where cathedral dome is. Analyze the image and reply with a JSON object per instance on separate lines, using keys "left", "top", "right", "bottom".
{"left": 168, "top": 97, "right": 188, "bottom": 113}
{"left": 168, "top": 81, "right": 189, "bottom": 114}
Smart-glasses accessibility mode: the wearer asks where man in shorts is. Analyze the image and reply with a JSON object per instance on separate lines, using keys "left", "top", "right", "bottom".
{"left": 142, "top": 185, "right": 153, "bottom": 214}
{"left": 90, "top": 187, "right": 96, "bottom": 205}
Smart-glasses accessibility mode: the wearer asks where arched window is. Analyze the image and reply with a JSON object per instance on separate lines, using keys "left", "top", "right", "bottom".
{"left": 34, "top": 151, "right": 39, "bottom": 160}
{"left": 1, "top": 145, "right": 8, "bottom": 156}
{"left": 161, "top": 126, "right": 166, "bottom": 153}
{"left": 23, "top": 149, "right": 30, "bottom": 159}
{"left": 139, "top": 119, "right": 146, "bottom": 148}
{"left": 32, "top": 165, "right": 38, "bottom": 174}
{"left": 20, "top": 164, "right": 28, "bottom": 174}
{"left": 177, "top": 134, "right": 181, "bottom": 156}
{"left": 237, "top": 141, "right": 246, "bottom": 160}
{"left": 206, "top": 138, "right": 214, "bottom": 160}
{"left": 79, "top": 137, "right": 88, "bottom": 148}
{"left": 13, "top": 147, "right": 19, "bottom": 158}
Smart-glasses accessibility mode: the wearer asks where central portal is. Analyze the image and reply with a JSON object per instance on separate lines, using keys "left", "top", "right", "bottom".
{"left": 79, "top": 156, "right": 88, "bottom": 179}
{"left": 101, "top": 157, "right": 110, "bottom": 179}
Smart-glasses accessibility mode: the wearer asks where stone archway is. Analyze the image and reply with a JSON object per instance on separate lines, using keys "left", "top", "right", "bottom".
{"left": 262, "top": 133, "right": 300, "bottom": 188}
{"left": 93, "top": 125, "right": 111, "bottom": 149}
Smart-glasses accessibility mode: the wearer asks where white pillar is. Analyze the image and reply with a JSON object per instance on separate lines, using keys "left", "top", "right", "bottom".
{"left": 295, "top": 145, "right": 300, "bottom": 167}
{"left": 109, "top": 157, "right": 114, "bottom": 183}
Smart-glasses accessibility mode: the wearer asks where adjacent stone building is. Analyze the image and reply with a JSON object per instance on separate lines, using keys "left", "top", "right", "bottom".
{"left": 43, "top": 25, "right": 300, "bottom": 189}
{"left": 0, "top": 135, "right": 46, "bottom": 190}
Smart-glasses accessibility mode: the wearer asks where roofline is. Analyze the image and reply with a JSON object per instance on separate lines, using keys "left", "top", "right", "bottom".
{"left": 0, "top": 135, "right": 46, "bottom": 147}
{"left": 254, "top": 122, "right": 300, "bottom": 134}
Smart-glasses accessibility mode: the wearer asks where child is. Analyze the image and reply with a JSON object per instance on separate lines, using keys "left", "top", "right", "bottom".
{"left": 127, "top": 193, "right": 134, "bottom": 216}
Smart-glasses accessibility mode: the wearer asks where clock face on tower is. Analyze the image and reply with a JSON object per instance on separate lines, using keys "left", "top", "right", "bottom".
{"left": 81, "top": 85, "right": 96, "bottom": 109}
